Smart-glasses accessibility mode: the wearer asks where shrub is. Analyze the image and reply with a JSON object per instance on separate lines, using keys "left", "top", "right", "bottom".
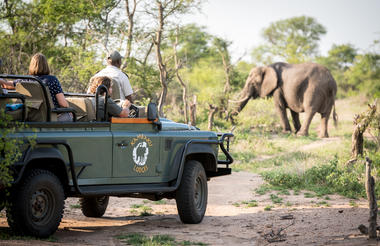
{"left": 261, "top": 156, "right": 366, "bottom": 199}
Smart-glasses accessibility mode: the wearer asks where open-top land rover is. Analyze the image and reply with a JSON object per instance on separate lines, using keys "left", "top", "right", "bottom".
{"left": 0, "top": 75, "right": 233, "bottom": 237}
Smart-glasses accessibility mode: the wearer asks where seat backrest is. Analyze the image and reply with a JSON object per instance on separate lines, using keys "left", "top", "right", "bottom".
{"left": 15, "top": 81, "right": 56, "bottom": 121}
{"left": 67, "top": 97, "right": 95, "bottom": 122}
{"left": 111, "top": 79, "right": 120, "bottom": 100}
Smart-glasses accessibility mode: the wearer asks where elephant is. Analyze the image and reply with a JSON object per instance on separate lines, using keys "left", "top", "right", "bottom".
{"left": 232, "top": 62, "right": 337, "bottom": 138}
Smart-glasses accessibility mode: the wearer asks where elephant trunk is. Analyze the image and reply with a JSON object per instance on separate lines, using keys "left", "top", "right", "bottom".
{"left": 230, "top": 95, "right": 251, "bottom": 116}
{"left": 229, "top": 78, "right": 257, "bottom": 116}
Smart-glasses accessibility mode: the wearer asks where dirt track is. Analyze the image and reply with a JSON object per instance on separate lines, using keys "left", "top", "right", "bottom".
{"left": 0, "top": 171, "right": 374, "bottom": 246}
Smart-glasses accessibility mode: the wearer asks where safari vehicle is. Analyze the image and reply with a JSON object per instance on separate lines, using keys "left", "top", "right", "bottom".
{"left": 0, "top": 75, "right": 233, "bottom": 238}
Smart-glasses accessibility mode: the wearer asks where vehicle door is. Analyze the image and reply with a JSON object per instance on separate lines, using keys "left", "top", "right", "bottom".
{"left": 111, "top": 119, "right": 161, "bottom": 183}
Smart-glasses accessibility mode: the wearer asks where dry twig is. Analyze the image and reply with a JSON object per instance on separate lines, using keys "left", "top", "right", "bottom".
{"left": 263, "top": 217, "right": 295, "bottom": 243}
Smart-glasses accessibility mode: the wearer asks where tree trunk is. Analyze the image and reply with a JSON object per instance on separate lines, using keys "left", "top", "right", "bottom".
{"left": 208, "top": 104, "right": 218, "bottom": 131}
{"left": 351, "top": 126, "right": 364, "bottom": 158}
{"left": 350, "top": 103, "right": 377, "bottom": 159}
{"left": 190, "top": 95, "right": 197, "bottom": 126}
{"left": 173, "top": 28, "right": 189, "bottom": 123}
{"left": 154, "top": 1, "right": 168, "bottom": 117}
{"left": 365, "top": 157, "right": 378, "bottom": 239}
{"left": 122, "top": 0, "right": 137, "bottom": 70}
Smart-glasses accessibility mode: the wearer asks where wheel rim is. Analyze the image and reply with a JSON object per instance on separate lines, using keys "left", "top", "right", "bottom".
{"left": 31, "top": 189, "right": 54, "bottom": 225}
{"left": 194, "top": 176, "right": 205, "bottom": 210}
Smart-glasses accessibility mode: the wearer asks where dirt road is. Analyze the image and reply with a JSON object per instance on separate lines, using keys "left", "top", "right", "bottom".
{"left": 0, "top": 171, "right": 374, "bottom": 246}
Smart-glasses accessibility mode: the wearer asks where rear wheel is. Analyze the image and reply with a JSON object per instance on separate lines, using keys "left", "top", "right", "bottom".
{"left": 176, "top": 160, "right": 208, "bottom": 224}
{"left": 6, "top": 169, "right": 64, "bottom": 238}
{"left": 80, "top": 196, "right": 109, "bottom": 218}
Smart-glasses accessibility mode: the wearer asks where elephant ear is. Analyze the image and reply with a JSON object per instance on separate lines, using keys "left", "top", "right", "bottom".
{"left": 260, "top": 66, "right": 278, "bottom": 97}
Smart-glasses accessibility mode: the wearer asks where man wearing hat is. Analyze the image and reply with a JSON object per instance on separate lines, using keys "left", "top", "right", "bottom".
{"left": 88, "top": 51, "right": 133, "bottom": 103}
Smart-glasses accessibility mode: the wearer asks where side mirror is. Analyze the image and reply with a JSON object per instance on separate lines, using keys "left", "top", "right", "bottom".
{"left": 147, "top": 103, "right": 161, "bottom": 130}
{"left": 147, "top": 103, "right": 158, "bottom": 121}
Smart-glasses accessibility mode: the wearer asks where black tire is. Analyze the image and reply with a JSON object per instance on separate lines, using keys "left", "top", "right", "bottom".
{"left": 80, "top": 196, "right": 109, "bottom": 218}
{"left": 6, "top": 169, "right": 64, "bottom": 238}
{"left": 176, "top": 160, "right": 208, "bottom": 224}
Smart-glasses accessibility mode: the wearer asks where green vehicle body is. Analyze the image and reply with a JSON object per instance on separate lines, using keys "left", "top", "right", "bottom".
{"left": 0, "top": 75, "right": 233, "bottom": 237}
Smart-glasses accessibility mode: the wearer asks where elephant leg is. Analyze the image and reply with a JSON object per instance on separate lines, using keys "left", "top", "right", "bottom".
{"left": 290, "top": 110, "right": 301, "bottom": 133}
{"left": 273, "top": 90, "right": 291, "bottom": 133}
{"left": 297, "top": 111, "right": 316, "bottom": 136}
{"left": 319, "top": 109, "right": 332, "bottom": 138}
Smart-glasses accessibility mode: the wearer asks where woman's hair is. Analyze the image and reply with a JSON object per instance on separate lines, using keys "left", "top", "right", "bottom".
{"left": 29, "top": 53, "right": 50, "bottom": 75}
{"left": 88, "top": 76, "right": 112, "bottom": 95}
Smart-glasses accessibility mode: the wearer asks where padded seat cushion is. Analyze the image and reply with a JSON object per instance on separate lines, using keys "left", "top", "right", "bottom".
{"left": 67, "top": 97, "right": 95, "bottom": 121}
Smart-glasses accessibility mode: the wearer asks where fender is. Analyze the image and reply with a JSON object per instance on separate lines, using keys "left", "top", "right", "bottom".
{"left": 14, "top": 146, "right": 68, "bottom": 185}
{"left": 185, "top": 143, "right": 217, "bottom": 172}
{"left": 169, "top": 142, "right": 217, "bottom": 180}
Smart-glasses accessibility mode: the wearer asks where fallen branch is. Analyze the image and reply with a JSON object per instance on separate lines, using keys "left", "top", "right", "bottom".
{"left": 263, "top": 217, "right": 295, "bottom": 243}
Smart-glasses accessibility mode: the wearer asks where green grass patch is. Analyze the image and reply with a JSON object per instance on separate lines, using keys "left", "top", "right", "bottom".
{"left": 130, "top": 204, "right": 153, "bottom": 216}
{"left": 0, "top": 228, "right": 57, "bottom": 242}
{"left": 116, "top": 233, "right": 207, "bottom": 246}
{"left": 233, "top": 200, "right": 258, "bottom": 208}
{"left": 285, "top": 201, "right": 293, "bottom": 207}
{"left": 153, "top": 200, "right": 167, "bottom": 205}
{"left": 304, "top": 192, "right": 315, "bottom": 198}
{"left": 264, "top": 205, "right": 273, "bottom": 211}
{"left": 270, "top": 194, "right": 283, "bottom": 204}
{"left": 348, "top": 200, "right": 358, "bottom": 207}
{"left": 70, "top": 204, "right": 81, "bottom": 209}
{"left": 260, "top": 157, "right": 367, "bottom": 199}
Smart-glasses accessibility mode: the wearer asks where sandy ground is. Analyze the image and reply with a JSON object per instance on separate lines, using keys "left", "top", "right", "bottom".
{"left": 0, "top": 170, "right": 376, "bottom": 246}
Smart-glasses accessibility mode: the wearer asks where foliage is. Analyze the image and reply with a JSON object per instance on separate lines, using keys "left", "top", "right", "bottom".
{"left": 261, "top": 157, "right": 366, "bottom": 199}
{"left": 252, "top": 16, "right": 326, "bottom": 64}
{"left": 0, "top": 111, "right": 24, "bottom": 192}
{"left": 318, "top": 42, "right": 380, "bottom": 98}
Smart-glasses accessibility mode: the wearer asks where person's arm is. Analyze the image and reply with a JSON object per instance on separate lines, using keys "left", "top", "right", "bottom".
{"left": 118, "top": 107, "right": 130, "bottom": 118}
{"left": 125, "top": 94, "right": 133, "bottom": 104}
{"left": 0, "top": 79, "right": 15, "bottom": 89}
{"left": 107, "top": 98, "right": 130, "bottom": 118}
{"left": 55, "top": 93, "right": 69, "bottom": 108}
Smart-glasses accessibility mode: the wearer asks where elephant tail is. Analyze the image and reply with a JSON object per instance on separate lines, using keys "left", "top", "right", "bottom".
{"left": 333, "top": 102, "right": 338, "bottom": 128}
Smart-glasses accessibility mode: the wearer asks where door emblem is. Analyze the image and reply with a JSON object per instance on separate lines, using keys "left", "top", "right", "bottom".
{"left": 130, "top": 134, "right": 153, "bottom": 173}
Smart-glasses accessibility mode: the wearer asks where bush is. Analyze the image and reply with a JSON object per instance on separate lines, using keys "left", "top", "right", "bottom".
{"left": 261, "top": 157, "right": 366, "bottom": 199}
{"left": 261, "top": 171, "right": 303, "bottom": 189}
{"left": 0, "top": 111, "right": 23, "bottom": 189}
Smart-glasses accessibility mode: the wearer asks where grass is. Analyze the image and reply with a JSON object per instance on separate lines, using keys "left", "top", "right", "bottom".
{"left": 0, "top": 228, "right": 57, "bottom": 242}
{"left": 130, "top": 204, "right": 153, "bottom": 216}
{"left": 116, "top": 233, "right": 207, "bottom": 246}
{"left": 233, "top": 200, "right": 258, "bottom": 208}
{"left": 70, "top": 204, "right": 81, "bottom": 209}
{"left": 153, "top": 200, "right": 167, "bottom": 205}
{"left": 270, "top": 194, "right": 283, "bottom": 204}
{"left": 264, "top": 205, "right": 273, "bottom": 211}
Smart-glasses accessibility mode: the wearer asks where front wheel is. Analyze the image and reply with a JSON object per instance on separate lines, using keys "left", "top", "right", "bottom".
{"left": 80, "top": 196, "right": 109, "bottom": 218}
{"left": 176, "top": 160, "right": 208, "bottom": 224}
{"left": 6, "top": 169, "right": 65, "bottom": 238}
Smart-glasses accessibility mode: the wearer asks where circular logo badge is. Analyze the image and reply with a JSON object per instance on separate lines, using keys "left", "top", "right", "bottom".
{"left": 132, "top": 141, "right": 149, "bottom": 166}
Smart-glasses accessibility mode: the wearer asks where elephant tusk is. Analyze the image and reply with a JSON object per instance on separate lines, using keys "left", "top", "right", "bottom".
{"left": 228, "top": 96, "right": 251, "bottom": 104}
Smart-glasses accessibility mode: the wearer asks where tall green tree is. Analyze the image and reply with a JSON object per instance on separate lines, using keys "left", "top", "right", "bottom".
{"left": 252, "top": 16, "right": 326, "bottom": 64}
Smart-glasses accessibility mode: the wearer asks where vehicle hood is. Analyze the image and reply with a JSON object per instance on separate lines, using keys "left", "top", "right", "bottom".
{"left": 160, "top": 118, "right": 198, "bottom": 131}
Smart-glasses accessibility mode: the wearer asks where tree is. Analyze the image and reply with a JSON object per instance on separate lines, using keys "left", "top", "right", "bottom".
{"left": 317, "top": 44, "right": 357, "bottom": 97}
{"left": 252, "top": 16, "right": 326, "bottom": 64}
{"left": 145, "top": 0, "right": 201, "bottom": 116}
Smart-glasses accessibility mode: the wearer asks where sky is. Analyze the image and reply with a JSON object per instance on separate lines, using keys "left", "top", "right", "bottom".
{"left": 184, "top": 0, "right": 380, "bottom": 62}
